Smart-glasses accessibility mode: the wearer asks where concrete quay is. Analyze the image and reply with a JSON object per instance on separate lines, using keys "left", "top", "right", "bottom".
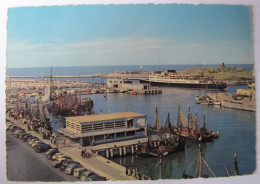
{"left": 6, "top": 116, "right": 138, "bottom": 181}
{"left": 207, "top": 93, "right": 256, "bottom": 112}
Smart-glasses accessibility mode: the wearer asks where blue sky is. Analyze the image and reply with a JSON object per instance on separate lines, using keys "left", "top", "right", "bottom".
{"left": 6, "top": 4, "right": 254, "bottom": 68}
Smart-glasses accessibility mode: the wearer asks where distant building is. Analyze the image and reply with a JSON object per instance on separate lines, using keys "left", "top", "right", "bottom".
{"left": 57, "top": 112, "right": 147, "bottom": 146}
{"left": 107, "top": 78, "right": 150, "bottom": 91}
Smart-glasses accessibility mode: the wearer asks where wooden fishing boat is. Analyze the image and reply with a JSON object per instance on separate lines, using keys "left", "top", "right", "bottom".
{"left": 173, "top": 105, "right": 218, "bottom": 143}
{"left": 183, "top": 145, "right": 216, "bottom": 178}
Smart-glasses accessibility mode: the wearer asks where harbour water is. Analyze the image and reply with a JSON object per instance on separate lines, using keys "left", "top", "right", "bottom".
{"left": 87, "top": 86, "right": 255, "bottom": 179}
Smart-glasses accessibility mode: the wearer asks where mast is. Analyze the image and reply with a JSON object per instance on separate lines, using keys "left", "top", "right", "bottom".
{"left": 234, "top": 153, "right": 239, "bottom": 176}
{"left": 203, "top": 114, "right": 206, "bottom": 130}
{"left": 177, "top": 105, "right": 181, "bottom": 129}
{"left": 188, "top": 105, "right": 191, "bottom": 130}
{"left": 155, "top": 107, "right": 161, "bottom": 131}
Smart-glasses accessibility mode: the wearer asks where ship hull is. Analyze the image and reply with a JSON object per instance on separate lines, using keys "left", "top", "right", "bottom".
{"left": 146, "top": 81, "right": 227, "bottom": 90}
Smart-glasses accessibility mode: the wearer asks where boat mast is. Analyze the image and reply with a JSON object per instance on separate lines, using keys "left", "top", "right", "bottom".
{"left": 234, "top": 153, "right": 239, "bottom": 176}
{"left": 188, "top": 105, "right": 191, "bottom": 130}
{"left": 177, "top": 105, "right": 181, "bottom": 130}
{"left": 155, "top": 107, "right": 161, "bottom": 131}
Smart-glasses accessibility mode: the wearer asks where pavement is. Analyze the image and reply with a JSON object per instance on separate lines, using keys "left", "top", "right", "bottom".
{"left": 6, "top": 115, "right": 137, "bottom": 181}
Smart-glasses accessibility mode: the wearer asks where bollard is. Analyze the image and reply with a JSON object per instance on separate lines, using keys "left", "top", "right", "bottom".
{"left": 119, "top": 147, "right": 122, "bottom": 156}
{"left": 123, "top": 146, "right": 126, "bottom": 156}
{"left": 106, "top": 149, "right": 109, "bottom": 158}
{"left": 110, "top": 149, "right": 114, "bottom": 158}
{"left": 131, "top": 145, "right": 134, "bottom": 154}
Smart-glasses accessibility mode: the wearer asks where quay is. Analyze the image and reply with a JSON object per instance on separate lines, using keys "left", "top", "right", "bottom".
{"left": 207, "top": 93, "right": 256, "bottom": 112}
{"left": 6, "top": 113, "right": 157, "bottom": 180}
{"left": 6, "top": 115, "right": 142, "bottom": 181}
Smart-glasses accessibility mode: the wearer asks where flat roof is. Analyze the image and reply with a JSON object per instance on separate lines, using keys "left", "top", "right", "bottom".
{"left": 66, "top": 112, "right": 146, "bottom": 124}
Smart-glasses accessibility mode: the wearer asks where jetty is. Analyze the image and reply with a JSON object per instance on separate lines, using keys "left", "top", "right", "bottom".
{"left": 207, "top": 93, "right": 256, "bottom": 112}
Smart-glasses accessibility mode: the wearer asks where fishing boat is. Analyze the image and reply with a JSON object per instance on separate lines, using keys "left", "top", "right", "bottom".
{"left": 136, "top": 110, "right": 185, "bottom": 157}
{"left": 183, "top": 145, "right": 216, "bottom": 178}
{"left": 144, "top": 70, "right": 227, "bottom": 90}
{"left": 173, "top": 105, "right": 218, "bottom": 143}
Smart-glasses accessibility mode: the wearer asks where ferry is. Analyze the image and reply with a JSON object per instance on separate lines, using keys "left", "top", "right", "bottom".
{"left": 144, "top": 70, "right": 227, "bottom": 90}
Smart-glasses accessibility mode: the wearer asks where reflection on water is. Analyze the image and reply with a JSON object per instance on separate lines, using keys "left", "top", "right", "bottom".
{"left": 50, "top": 86, "right": 256, "bottom": 179}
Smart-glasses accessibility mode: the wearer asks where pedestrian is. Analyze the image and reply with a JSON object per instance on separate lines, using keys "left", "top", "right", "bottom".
{"left": 130, "top": 167, "right": 133, "bottom": 176}
{"left": 84, "top": 149, "right": 87, "bottom": 158}
{"left": 27, "top": 124, "right": 30, "bottom": 131}
{"left": 50, "top": 136, "right": 53, "bottom": 144}
{"left": 81, "top": 149, "right": 84, "bottom": 158}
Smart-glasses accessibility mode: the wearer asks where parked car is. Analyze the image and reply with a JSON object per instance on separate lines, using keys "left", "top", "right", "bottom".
{"left": 51, "top": 158, "right": 69, "bottom": 168}
{"left": 80, "top": 171, "right": 94, "bottom": 181}
{"left": 10, "top": 126, "right": 21, "bottom": 134}
{"left": 27, "top": 137, "right": 38, "bottom": 144}
{"left": 31, "top": 140, "right": 44, "bottom": 148}
{"left": 23, "top": 134, "right": 33, "bottom": 142}
{"left": 28, "top": 138, "right": 40, "bottom": 146}
{"left": 65, "top": 163, "right": 81, "bottom": 175}
{"left": 47, "top": 149, "right": 59, "bottom": 159}
{"left": 13, "top": 130, "right": 26, "bottom": 138}
{"left": 35, "top": 143, "right": 51, "bottom": 153}
{"left": 60, "top": 160, "right": 80, "bottom": 171}
{"left": 73, "top": 167, "right": 87, "bottom": 178}
{"left": 52, "top": 153, "right": 64, "bottom": 160}
{"left": 84, "top": 174, "right": 106, "bottom": 181}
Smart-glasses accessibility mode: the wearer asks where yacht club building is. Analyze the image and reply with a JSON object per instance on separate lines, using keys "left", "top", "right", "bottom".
{"left": 57, "top": 112, "right": 147, "bottom": 146}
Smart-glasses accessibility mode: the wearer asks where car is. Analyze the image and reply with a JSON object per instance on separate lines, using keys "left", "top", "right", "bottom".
{"left": 18, "top": 132, "right": 27, "bottom": 139}
{"left": 60, "top": 160, "right": 80, "bottom": 171}
{"left": 6, "top": 122, "right": 13, "bottom": 130}
{"left": 23, "top": 134, "right": 33, "bottom": 142}
{"left": 65, "top": 163, "right": 81, "bottom": 175}
{"left": 14, "top": 130, "right": 26, "bottom": 138}
{"left": 35, "top": 143, "right": 51, "bottom": 153}
{"left": 28, "top": 138, "right": 40, "bottom": 146}
{"left": 51, "top": 158, "right": 69, "bottom": 168}
{"left": 84, "top": 174, "right": 106, "bottom": 181}
{"left": 80, "top": 171, "right": 94, "bottom": 181}
{"left": 26, "top": 136, "right": 38, "bottom": 144}
{"left": 73, "top": 167, "right": 87, "bottom": 178}
{"left": 51, "top": 153, "right": 64, "bottom": 160}
{"left": 47, "top": 149, "right": 59, "bottom": 159}
{"left": 10, "top": 126, "right": 21, "bottom": 134}
{"left": 31, "top": 140, "right": 44, "bottom": 148}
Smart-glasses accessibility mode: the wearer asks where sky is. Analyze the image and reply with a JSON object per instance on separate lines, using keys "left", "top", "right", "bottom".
{"left": 6, "top": 4, "right": 254, "bottom": 68}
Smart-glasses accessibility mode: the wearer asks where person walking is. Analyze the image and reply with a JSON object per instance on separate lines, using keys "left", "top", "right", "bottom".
{"left": 81, "top": 149, "right": 84, "bottom": 158}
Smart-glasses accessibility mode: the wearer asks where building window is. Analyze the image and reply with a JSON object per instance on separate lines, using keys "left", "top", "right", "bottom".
{"left": 116, "top": 132, "right": 125, "bottom": 138}
{"left": 127, "top": 119, "right": 133, "bottom": 128}
{"left": 94, "top": 135, "right": 104, "bottom": 141}
{"left": 105, "top": 134, "right": 114, "bottom": 140}
{"left": 126, "top": 131, "right": 135, "bottom": 136}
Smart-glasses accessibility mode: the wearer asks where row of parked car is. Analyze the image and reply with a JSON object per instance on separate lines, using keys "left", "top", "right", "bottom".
{"left": 47, "top": 148, "right": 106, "bottom": 181}
{"left": 7, "top": 121, "right": 107, "bottom": 181}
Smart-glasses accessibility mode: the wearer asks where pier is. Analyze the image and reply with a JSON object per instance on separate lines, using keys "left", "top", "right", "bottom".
{"left": 207, "top": 93, "right": 256, "bottom": 111}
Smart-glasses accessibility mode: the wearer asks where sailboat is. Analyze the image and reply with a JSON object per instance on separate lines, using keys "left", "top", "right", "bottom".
{"left": 183, "top": 145, "right": 216, "bottom": 178}
{"left": 173, "top": 105, "right": 218, "bottom": 143}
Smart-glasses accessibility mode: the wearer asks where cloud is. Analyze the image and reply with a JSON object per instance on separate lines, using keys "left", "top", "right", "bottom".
{"left": 6, "top": 36, "right": 253, "bottom": 68}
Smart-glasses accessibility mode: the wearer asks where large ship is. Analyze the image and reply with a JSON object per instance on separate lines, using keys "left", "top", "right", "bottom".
{"left": 144, "top": 70, "right": 227, "bottom": 90}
